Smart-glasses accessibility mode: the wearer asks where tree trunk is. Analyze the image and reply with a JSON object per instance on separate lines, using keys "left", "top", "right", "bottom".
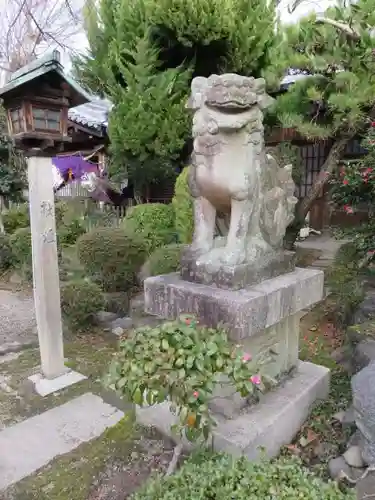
{"left": 0, "top": 196, "right": 5, "bottom": 234}
{"left": 284, "top": 137, "right": 351, "bottom": 249}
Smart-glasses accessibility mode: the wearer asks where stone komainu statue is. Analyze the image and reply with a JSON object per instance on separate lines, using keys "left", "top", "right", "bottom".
{"left": 186, "top": 73, "right": 297, "bottom": 269}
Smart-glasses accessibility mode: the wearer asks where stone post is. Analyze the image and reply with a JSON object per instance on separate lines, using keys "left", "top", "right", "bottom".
{"left": 27, "top": 156, "right": 86, "bottom": 395}
{"left": 28, "top": 156, "right": 66, "bottom": 379}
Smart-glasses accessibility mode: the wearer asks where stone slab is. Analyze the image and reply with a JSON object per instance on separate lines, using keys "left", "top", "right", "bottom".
{"left": 0, "top": 393, "right": 124, "bottom": 491}
{"left": 352, "top": 361, "right": 375, "bottom": 465}
{"left": 181, "top": 249, "right": 296, "bottom": 290}
{"left": 144, "top": 267, "right": 324, "bottom": 341}
{"left": 136, "top": 361, "right": 330, "bottom": 460}
{"left": 28, "top": 370, "right": 87, "bottom": 397}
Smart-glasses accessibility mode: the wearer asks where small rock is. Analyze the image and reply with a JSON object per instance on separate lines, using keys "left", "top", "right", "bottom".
{"left": 347, "top": 430, "right": 363, "bottom": 448}
{"left": 110, "top": 317, "right": 133, "bottom": 330}
{"left": 333, "top": 411, "right": 346, "bottom": 423}
{"left": 112, "top": 327, "right": 124, "bottom": 337}
{"left": 343, "top": 446, "right": 366, "bottom": 468}
{"left": 328, "top": 456, "right": 352, "bottom": 480}
{"left": 9, "top": 272, "right": 23, "bottom": 284}
{"left": 342, "top": 406, "right": 356, "bottom": 427}
{"left": 95, "top": 311, "right": 119, "bottom": 325}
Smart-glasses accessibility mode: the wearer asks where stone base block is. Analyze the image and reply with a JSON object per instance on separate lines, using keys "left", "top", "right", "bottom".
{"left": 28, "top": 370, "right": 87, "bottom": 397}
{"left": 136, "top": 361, "right": 330, "bottom": 460}
{"left": 144, "top": 267, "right": 324, "bottom": 341}
{"left": 181, "top": 249, "right": 296, "bottom": 290}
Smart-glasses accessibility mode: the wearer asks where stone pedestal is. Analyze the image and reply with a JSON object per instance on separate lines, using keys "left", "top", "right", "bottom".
{"left": 141, "top": 266, "right": 330, "bottom": 458}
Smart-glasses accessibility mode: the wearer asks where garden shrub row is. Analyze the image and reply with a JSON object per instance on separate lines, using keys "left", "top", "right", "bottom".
{"left": 132, "top": 451, "right": 354, "bottom": 500}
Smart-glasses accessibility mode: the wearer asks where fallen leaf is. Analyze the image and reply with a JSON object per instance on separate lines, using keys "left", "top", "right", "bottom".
{"left": 284, "top": 444, "right": 301, "bottom": 455}
{"left": 309, "top": 326, "right": 318, "bottom": 332}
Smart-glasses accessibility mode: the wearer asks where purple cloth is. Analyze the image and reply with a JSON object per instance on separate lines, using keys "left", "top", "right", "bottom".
{"left": 52, "top": 156, "right": 99, "bottom": 180}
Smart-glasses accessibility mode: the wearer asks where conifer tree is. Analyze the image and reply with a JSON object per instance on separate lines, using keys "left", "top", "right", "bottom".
{"left": 272, "top": 0, "right": 375, "bottom": 243}
{"left": 74, "top": 0, "right": 283, "bottom": 191}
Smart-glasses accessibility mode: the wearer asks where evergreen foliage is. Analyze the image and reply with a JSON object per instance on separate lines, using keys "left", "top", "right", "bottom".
{"left": 74, "top": 0, "right": 283, "bottom": 189}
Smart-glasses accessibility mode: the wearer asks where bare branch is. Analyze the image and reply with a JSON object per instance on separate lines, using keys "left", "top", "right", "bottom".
{"left": 315, "top": 16, "right": 360, "bottom": 40}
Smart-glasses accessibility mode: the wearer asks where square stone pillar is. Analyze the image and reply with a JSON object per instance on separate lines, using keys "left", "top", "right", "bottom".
{"left": 27, "top": 156, "right": 86, "bottom": 395}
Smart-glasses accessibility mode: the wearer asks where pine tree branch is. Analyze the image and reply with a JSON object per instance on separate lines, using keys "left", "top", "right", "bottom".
{"left": 315, "top": 17, "right": 360, "bottom": 41}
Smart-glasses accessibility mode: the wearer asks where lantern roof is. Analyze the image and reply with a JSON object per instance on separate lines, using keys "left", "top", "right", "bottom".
{"left": 0, "top": 50, "right": 90, "bottom": 108}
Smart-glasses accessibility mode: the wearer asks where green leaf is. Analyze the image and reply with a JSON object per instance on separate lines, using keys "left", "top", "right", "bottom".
{"left": 133, "top": 387, "right": 143, "bottom": 405}
{"left": 161, "top": 339, "right": 169, "bottom": 350}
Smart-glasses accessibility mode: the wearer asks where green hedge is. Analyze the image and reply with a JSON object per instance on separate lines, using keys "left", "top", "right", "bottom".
{"left": 132, "top": 452, "right": 354, "bottom": 500}
{"left": 60, "top": 280, "right": 105, "bottom": 331}
{"left": 77, "top": 227, "right": 147, "bottom": 292}
{"left": 141, "top": 243, "right": 184, "bottom": 280}
{"left": 0, "top": 233, "right": 13, "bottom": 271}
{"left": 9, "top": 227, "right": 31, "bottom": 266}
{"left": 3, "top": 205, "right": 29, "bottom": 234}
{"left": 123, "top": 203, "right": 176, "bottom": 253}
{"left": 172, "top": 167, "right": 194, "bottom": 244}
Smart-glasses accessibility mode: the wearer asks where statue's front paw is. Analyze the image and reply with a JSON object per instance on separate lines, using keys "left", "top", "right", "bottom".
{"left": 219, "top": 247, "right": 247, "bottom": 266}
{"left": 189, "top": 240, "right": 212, "bottom": 257}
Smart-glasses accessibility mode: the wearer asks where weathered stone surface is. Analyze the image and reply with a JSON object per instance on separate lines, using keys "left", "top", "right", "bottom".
{"left": 110, "top": 317, "right": 133, "bottom": 331}
{"left": 352, "top": 290, "right": 375, "bottom": 325}
{"left": 347, "top": 321, "right": 375, "bottom": 345}
{"left": 136, "top": 361, "right": 330, "bottom": 460}
{"left": 180, "top": 249, "right": 296, "bottom": 290}
{"left": 144, "top": 268, "right": 324, "bottom": 341}
{"left": 343, "top": 445, "right": 366, "bottom": 468}
{"left": 186, "top": 74, "right": 297, "bottom": 271}
{"left": 352, "top": 361, "right": 375, "bottom": 465}
{"left": 356, "top": 469, "right": 375, "bottom": 500}
{"left": 353, "top": 340, "right": 375, "bottom": 372}
{"left": 95, "top": 311, "right": 119, "bottom": 326}
{"left": 0, "top": 393, "right": 124, "bottom": 490}
{"left": 328, "top": 456, "right": 352, "bottom": 480}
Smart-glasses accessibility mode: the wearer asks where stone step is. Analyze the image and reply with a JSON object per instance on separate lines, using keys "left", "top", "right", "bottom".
{"left": 0, "top": 393, "right": 124, "bottom": 491}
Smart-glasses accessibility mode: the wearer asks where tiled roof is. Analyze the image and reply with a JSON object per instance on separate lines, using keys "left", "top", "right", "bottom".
{"left": 68, "top": 97, "right": 112, "bottom": 133}
{"left": 67, "top": 73, "right": 307, "bottom": 131}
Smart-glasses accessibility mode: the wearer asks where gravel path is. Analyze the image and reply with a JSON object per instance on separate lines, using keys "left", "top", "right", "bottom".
{"left": 0, "top": 290, "right": 37, "bottom": 354}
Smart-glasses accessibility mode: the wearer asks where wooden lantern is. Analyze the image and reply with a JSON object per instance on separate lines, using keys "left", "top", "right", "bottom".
{"left": 0, "top": 50, "right": 90, "bottom": 155}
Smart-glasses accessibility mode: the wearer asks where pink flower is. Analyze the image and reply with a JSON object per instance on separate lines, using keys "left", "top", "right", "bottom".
{"left": 343, "top": 179, "right": 349, "bottom": 185}
{"left": 368, "top": 250, "right": 375, "bottom": 255}
{"left": 250, "top": 374, "right": 261, "bottom": 386}
{"left": 242, "top": 353, "right": 252, "bottom": 362}
{"left": 371, "top": 122, "right": 375, "bottom": 127}
{"left": 193, "top": 391, "right": 199, "bottom": 398}
{"left": 344, "top": 205, "right": 353, "bottom": 214}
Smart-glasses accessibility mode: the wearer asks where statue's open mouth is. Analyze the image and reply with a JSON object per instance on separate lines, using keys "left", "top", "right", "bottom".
{"left": 206, "top": 101, "right": 251, "bottom": 113}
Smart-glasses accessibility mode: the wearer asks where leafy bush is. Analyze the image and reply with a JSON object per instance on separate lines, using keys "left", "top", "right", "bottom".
{"left": 9, "top": 227, "right": 31, "bottom": 265}
{"left": 77, "top": 227, "right": 148, "bottom": 292}
{"left": 123, "top": 203, "right": 176, "bottom": 254}
{"left": 9, "top": 227, "right": 32, "bottom": 280}
{"left": 0, "top": 233, "right": 13, "bottom": 271}
{"left": 108, "top": 316, "right": 270, "bottom": 442}
{"left": 60, "top": 279, "right": 105, "bottom": 331}
{"left": 140, "top": 243, "right": 184, "bottom": 280}
{"left": 132, "top": 452, "right": 354, "bottom": 500}
{"left": 172, "top": 167, "right": 194, "bottom": 244}
{"left": 327, "top": 247, "right": 365, "bottom": 326}
{"left": 57, "top": 218, "right": 86, "bottom": 247}
{"left": 3, "top": 204, "right": 29, "bottom": 234}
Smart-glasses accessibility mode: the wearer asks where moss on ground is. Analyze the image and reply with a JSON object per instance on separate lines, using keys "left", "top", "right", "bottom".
{"left": 0, "top": 332, "right": 117, "bottom": 428}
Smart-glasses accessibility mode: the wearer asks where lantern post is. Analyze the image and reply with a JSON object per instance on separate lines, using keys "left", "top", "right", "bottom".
{"left": 0, "top": 51, "right": 90, "bottom": 395}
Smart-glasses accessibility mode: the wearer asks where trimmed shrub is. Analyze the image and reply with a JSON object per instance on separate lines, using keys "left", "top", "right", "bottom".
{"left": 172, "top": 167, "right": 194, "bottom": 244}
{"left": 3, "top": 205, "right": 29, "bottom": 234}
{"left": 0, "top": 233, "right": 13, "bottom": 271}
{"left": 123, "top": 203, "right": 176, "bottom": 254}
{"left": 132, "top": 452, "right": 354, "bottom": 500}
{"left": 140, "top": 243, "right": 184, "bottom": 280}
{"left": 57, "top": 218, "right": 85, "bottom": 247}
{"left": 60, "top": 279, "right": 105, "bottom": 331}
{"left": 76, "top": 227, "right": 147, "bottom": 292}
{"left": 9, "top": 227, "right": 32, "bottom": 280}
{"left": 9, "top": 227, "right": 31, "bottom": 265}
